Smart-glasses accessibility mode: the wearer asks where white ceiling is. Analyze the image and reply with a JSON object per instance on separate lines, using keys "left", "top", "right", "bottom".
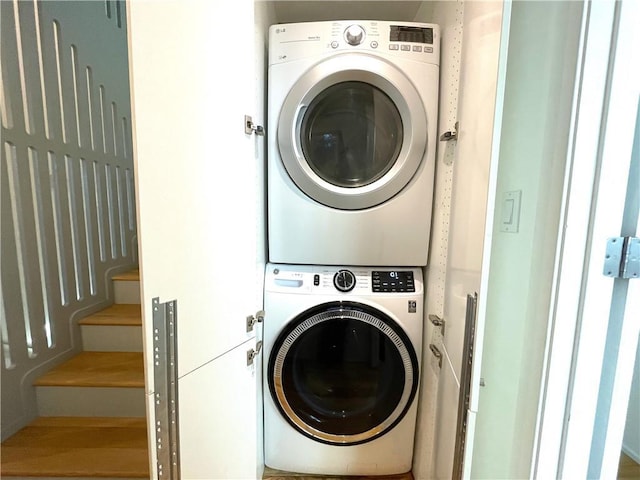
{"left": 269, "top": 1, "right": 428, "bottom": 24}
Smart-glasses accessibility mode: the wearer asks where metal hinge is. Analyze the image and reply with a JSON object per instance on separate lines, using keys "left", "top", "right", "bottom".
{"left": 246, "top": 309, "right": 265, "bottom": 332}
{"left": 439, "top": 121, "right": 458, "bottom": 142}
{"left": 603, "top": 237, "right": 640, "bottom": 279}
{"left": 244, "top": 115, "right": 264, "bottom": 136}
{"left": 429, "top": 314, "right": 446, "bottom": 337}
{"left": 429, "top": 344, "right": 443, "bottom": 369}
{"left": 247, "top": 341, "right": 263, "bottom": 366}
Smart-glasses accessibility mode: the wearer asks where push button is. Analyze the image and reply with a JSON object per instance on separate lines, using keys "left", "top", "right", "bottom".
{"left": 313, "top": 274, "right": 320, "bottom": 286}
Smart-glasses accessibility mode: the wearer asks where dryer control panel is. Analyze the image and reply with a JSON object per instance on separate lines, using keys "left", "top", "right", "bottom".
{"left": 269, "top": 20, "right": 440, "bottom": 67}
{"left": 265, "top": 263, "right": 422, "bottom": 296}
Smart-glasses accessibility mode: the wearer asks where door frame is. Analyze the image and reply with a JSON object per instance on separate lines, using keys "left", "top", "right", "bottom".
{"left": 532, "top": 0, "right": 640, "bottom": 477}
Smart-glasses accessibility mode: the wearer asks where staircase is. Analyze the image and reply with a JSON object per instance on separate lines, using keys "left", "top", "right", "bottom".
{"left": 1, "top": 269, "right": 150, "bottom": 479}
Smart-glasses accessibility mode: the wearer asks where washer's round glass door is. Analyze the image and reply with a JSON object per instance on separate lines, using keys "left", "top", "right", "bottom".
{"left": 277, "top": 54, "right": 428, "bottom": 210}
{"left": 300, "top": 81, "right": 403, "bottom": 188}
{"left": 268, "top": 302, "right": 419, "bottom": 445}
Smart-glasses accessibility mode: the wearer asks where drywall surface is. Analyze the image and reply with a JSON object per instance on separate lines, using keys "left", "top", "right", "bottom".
{"left": 411, "top": 1, "right": 463, "bottom": 479}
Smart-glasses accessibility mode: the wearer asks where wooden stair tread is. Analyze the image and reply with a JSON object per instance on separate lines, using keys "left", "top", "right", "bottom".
{"left": 0, "top": 416, "right": 149, "bottom": 478}
{"left": 34, "top": 352, "right": 144, "bottom": 388}
{"left": 80, "top": 304, "right": 142, "bottom": 326}
{"left": 112, "top": 268, "right": 140, "bottom": 281}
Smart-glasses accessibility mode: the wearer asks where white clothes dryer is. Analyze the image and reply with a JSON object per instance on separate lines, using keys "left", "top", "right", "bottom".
{"left": 268, "top": 21, "right": 440, "bottom": 266}
{"left": 263, "top": 263, "right": 423, "bottom": 475}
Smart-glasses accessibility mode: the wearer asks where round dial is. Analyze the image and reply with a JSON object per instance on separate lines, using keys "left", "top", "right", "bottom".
{"left": 333, "top": 269, "right": 356, "bottom": 292}
{"left": 344, "top": 24, "right": 365, "bottom": 46}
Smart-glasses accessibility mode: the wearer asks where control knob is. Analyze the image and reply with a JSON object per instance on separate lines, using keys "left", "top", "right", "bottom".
{"left": 344, "top": 24, "right": 365, "bottom": 46}
{"left": 333, "top": 269, "right": 356, "bottom": 292}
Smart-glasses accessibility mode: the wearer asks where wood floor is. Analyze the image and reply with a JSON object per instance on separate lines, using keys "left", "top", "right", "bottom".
{"left": 264, "top": 453, "right": 640, "bottom": 480}
{"left": 2, "top": 439, "right": 637, "bottom": 478}
{"left": 618, "top": 452, "right": 640, "bottom": 479}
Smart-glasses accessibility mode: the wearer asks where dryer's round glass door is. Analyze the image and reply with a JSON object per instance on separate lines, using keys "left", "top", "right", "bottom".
{"left": 300, "top": 81, "right": 403, "bottom": 188}
{"left": 268, "top": 302, "right": 419, "bottom": 445}
{"left": 277, "top": 54, "right": 428, "bottom": 210}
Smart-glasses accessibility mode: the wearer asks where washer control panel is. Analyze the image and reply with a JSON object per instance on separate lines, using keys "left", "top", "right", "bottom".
{"left": 372, "top": 270, "right": 415, "bottom": 293}
{"left": 266, "top": 264, "right": 422, "bottom": 295}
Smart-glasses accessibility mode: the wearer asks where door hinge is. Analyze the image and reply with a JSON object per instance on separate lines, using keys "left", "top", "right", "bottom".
{"left": 439, "top": 121, "right": 459, "bottom": 142}
{"left": 603, "top": 237, "right": 640, "bottom": 279}
{"left": 244, "top": 115, "right": 264, "bottom": 136}
{"left": 246, "top": 309, "right": 265, "bottom": 332}
{"left": 429, "top": 314, "right": 446, "bottom": 336}
{"left": 429, "top": 343, "right": 443, "bottom": 369}
{"left": 247, "top": 340, "right": 263, "bottom": 366}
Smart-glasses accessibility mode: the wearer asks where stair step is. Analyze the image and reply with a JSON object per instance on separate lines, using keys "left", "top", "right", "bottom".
{"left": 80, "top": 305, "right": 143, "bottom": 352}
{"left": 36, "top": 385, "right": 146, "bottom": 417}
{"left": 80, "top": 304, "right": 142, "bottom": 326}
{"left": 0, "top": 416, "right": 150, "bottom": 478}
{"left": 113, "top": 269, "right": 140, "bottom": 305}
{"left": 34, "top": 352, "right": 144, "bottom": 388}
{"left": 112, "top": 269, "right": 140, "bottom": 282}
{"left": 81, "top": 326, "right": 143, "bottom": 353}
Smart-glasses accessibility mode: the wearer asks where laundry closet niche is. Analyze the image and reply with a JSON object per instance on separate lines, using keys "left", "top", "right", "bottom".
{"left": 129, "top": 1, "right": 591, "bottom": 479}
{"left": 259, "top": 1, "right": 505, "bottom": 479}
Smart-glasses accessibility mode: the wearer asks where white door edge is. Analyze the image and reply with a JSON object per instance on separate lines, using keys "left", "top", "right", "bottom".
{"left": 534, "top": 0, "right": 640, "bottom": 478}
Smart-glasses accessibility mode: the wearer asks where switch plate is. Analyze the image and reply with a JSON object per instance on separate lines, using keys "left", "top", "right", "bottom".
{"left": 500, "top": 190, "right": 522, "bottom": 233}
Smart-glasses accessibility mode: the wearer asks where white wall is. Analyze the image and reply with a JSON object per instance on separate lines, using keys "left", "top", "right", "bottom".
{"left": 411, "top": 2, "right": 462, "bottom": 478}
{"left": 470, "top": 2, "right": 583, "bottom": 478}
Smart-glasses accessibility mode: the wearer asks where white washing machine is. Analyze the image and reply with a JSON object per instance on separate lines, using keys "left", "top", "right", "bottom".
{"left": 263, "top": 263, "right": 423, "bottom": 475}
{"left": 268, "top": 20, "right": 440, "bottom": 266}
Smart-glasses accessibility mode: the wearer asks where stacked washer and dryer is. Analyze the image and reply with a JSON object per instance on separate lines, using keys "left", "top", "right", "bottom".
{"left": 264, "top": 20, "right": 440, "bottom": 476}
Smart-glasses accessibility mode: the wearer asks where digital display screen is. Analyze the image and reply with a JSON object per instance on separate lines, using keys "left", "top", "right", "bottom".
{"left": 390, "top": 26, "right": 434, "bottom": 45}
{"left": 372, "top": 271, "right": 415, "bottom": 292}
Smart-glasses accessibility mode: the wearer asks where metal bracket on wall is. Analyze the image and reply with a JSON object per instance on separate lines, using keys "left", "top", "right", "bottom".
{"left": 152, "top": 297, "right": 180, "bottom": 480}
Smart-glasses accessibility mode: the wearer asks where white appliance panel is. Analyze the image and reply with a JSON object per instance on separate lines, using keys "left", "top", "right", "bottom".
{"left": 263, "top": 263, "right": 424, "bottom": 475}
{"left": 268, "top": 20, "right": 440, "bottom": 266}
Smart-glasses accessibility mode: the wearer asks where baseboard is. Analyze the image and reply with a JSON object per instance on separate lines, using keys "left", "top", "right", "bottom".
{"left": 622, "top": 443, "right": 640, "bottom": 464}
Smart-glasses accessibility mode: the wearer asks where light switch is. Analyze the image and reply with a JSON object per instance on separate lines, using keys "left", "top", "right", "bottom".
{"left": 500, "top": 190, "right": 521, "bottom": 233}
{"left": 502, "top": 199, "right": 515, "bottom": 224}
